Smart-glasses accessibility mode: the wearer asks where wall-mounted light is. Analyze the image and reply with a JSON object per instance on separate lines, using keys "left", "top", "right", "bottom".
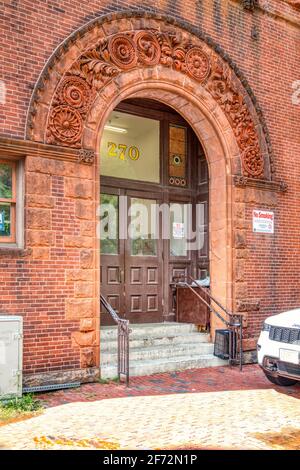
{"left": 104, "top": 125, "right": 128, "bottom": 134}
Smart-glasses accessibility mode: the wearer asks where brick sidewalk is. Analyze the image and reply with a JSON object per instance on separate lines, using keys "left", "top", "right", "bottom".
{"left": 0, "top": 365, "right": 299, "bottom": 450}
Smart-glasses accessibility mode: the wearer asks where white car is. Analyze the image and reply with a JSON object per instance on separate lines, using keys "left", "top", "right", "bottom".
{"left": 257, "top": 309, "right": 300, "bottom": 386}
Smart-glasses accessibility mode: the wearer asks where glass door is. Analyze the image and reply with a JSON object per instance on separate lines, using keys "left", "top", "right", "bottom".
{"left": 124, "top": 192, "right": 163, "bottom": 323}
{"left": 100, "top": 189, "right": 125, "bottom": 325}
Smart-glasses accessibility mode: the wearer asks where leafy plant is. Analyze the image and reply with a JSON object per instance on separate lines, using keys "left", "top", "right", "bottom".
{"left": 0, "top": 394, "right": 43, "bottom": 425}
{"left": 1, "top": 394, "right": 42, "bottom": 412}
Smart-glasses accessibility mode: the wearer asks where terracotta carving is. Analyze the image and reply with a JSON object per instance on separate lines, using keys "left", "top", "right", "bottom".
{"left": 284, "top": 0, "right": 300, "bottom": 9}
{"left": 58, "top": 76, "right": 92, "bottom": 112}
{"left": 241, "top": 0, "right": 258, "bottom": 10}
{"left": 135, "top": 31, "right": 161, "bottom": 66}
{"left": 78, "top": 149, "right": 96, "bottom": 164}
{"left": 185, "top": 47, "right": 210, "bottom": 81}
{"left": 48, "top": 105, "right": 82, "bottom": 146}
{"left": 44, "top": 28, "right": 265, "bottom": 178}
{"left": 108, "top": 34, "right": 137, "bottom": 70}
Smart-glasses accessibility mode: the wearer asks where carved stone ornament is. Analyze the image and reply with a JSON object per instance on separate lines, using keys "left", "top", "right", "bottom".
{"left": 185, "top": 47, "right": 210, "bottom": 81}
{"left": 242, "top": 0, "right": 258, "bottom": 11}
{"left": 48, "top": 105, "right": 82, "bottom": 146}
{"left": 44, "top": 27, "right": 265, "bottom": 178}
{"left": 78, "top": 149, "right": 96, "bottom": 164}
{"left": 284, "top": 0, "right": 300, "bottom": 9}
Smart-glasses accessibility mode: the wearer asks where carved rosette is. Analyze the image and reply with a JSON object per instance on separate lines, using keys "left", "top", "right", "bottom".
{"left": 108, "top": 34, "right": 137, "bottom": 70}
{"left": 46, "top": 75, "right": 94, "bottom": 147}
{"left": 58, "top": 76, "right": 92, "bottom": 112}
{"left": 185, "top": 47, "right": 210, "bottom": 82}
{"left": 45, "top": 28, "right": 265, "bottom": 178}
{"left": 241, "top": 146, "right": 264, "bottom": 177}
{"left": 48, "top": 105, "right": 82, "bottom": 146}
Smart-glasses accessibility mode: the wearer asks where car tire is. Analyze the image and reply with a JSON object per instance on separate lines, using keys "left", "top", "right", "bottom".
{"left": 263, "top": 371, "right": 298, "bottom": 386}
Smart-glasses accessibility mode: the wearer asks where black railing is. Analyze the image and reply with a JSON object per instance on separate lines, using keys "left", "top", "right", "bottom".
{"left": 100, "top": 295, "right": 130, "bottom": 385}
{"left": 173, "top": 275, "right": 243, "bottom": 370}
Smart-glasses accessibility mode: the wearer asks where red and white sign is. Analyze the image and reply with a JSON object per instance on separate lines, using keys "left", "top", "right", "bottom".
{"left": 253, "top": 210, "right": 274, "bottom": 234}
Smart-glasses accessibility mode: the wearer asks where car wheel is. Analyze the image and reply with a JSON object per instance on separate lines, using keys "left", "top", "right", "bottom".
{"left": 263, "top": 371, "right": 298, "bottom": 386}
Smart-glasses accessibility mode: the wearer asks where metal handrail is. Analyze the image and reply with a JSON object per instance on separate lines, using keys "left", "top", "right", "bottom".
{"left": 173, "top": 275, "right": 243, "bottom": 370}
{"left": 100, "top": 294, "right": 130, "bottom": 385}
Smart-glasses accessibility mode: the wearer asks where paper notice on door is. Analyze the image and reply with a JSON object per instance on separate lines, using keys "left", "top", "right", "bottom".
{"left": 173, "top": 222, "right": 185, "bottom": 239}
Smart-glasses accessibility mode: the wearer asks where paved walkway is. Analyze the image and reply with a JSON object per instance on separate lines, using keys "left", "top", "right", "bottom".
{"left": 0, "top": 365, "right": 299, "bottom": 450}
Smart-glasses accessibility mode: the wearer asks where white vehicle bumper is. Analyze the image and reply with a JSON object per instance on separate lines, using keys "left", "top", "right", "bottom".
{"left": 257, "top": 330, "right": 300, "bottom": 381}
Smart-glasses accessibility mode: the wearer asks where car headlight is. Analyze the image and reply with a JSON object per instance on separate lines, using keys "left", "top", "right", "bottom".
{"left": 262, "top": 322, "right": 271, "bottom": 332}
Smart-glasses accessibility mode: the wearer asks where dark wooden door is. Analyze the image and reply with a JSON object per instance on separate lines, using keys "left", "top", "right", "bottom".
{"left": 100, "top": 189, "right": 163, "bottom": 324}
{"left": 124, "top": 192, "right": 163, "bottom": 323}
{"left": 100, "top": 189, "right": 125, "bottom": 325}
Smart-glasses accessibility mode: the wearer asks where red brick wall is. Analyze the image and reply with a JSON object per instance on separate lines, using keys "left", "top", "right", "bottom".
{"left": 0, "top": 0, "right": 300, "bottom": 378}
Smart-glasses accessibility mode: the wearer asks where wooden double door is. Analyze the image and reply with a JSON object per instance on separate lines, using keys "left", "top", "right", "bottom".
{"left": 100, "top": 98, "right": 210, "bottom": 325}
{"left": 100, "top": 187, "right": 163, "bottom": 324}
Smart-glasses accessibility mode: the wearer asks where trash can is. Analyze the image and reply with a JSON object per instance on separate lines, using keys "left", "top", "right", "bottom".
{"left": 214, "top": 329, "right": 230, "bottom": 359}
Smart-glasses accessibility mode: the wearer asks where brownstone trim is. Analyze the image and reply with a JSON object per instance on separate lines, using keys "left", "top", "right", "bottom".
{"left": 0, "top": 137, "right": 95, "bottom": 165}
{"left": 233, "top": 175, "right": 288, "bottom": 193}
{"left": 25, "top": 11, "right": 274, "bottom": 179}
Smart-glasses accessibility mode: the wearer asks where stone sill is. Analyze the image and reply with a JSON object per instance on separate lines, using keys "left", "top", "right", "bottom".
{"left": 0, "top": 247, "right": 32, "bottom": 258}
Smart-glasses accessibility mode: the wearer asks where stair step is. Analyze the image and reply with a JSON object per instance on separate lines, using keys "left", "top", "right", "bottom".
{"left": 101, "top": 342, "right": 214, "bottom": 364}
{"left": 101, "top": 332, "right": 210, "bottom": 352}
{"left": 100, "top": 322, "right": 226, "bottom": 379}
{"left": 100, "top": 322, "right": 198, "bottom": 341}
{"left": 101, "top": 354, "right": 227, "bottom": 379}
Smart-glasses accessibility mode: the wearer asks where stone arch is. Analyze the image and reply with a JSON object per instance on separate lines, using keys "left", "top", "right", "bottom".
{"left": 91, "top": 79, "right": 236, "bottom": 329}
{"left": 25, "top": 12, "right": 273, "bottom": 334}
{"left": 26, "top": 11, "right": 272, "bottom": 180}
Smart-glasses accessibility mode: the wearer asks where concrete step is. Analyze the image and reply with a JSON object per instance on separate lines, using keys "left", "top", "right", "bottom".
{"left": 101, "top": 342, "right": 214, "bottom": 365}
{"left": 100, "top": 322, "right": 198, "bottom": 341}
{"left": 100, "top": 322, "right": 227, "bottom": 379}
{"left": 101, "top": 354, "right": 227, "bottom": 379}
{"left": 101, "top": 332, "right": 210, "bottom": 353}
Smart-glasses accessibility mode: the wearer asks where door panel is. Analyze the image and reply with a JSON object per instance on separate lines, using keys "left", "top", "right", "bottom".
{"left": 125, "top": 194, "right": 163, "bottom": 323}
{"left": 100, "top": 191, "right": 125, "bottom": 325}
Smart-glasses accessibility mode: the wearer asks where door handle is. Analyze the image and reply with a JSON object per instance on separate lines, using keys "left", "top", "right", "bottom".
{"left": 119, "top": 269, "right": 124, "bottom": 284}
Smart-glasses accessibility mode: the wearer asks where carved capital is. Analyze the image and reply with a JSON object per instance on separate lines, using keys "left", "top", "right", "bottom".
{"left": 242, "top": 0, "right": 258, "bottom": 11}
{"left": 233, "top": 175, "right": 288, "bottom": 192}
{"left": 78, "top": 149, "right": 95, "bottom": 165}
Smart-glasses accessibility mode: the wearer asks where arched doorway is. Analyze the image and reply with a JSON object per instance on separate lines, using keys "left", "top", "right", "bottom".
{"left": 26, "top": 13, "right": 271, "bottom": 371}
{"left": 100, "top": 98, "right": 209, "bottom": 325}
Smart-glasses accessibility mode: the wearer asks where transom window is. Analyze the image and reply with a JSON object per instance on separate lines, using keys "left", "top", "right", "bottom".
{"left": 100, "top": 111, "right": 160, "bottom": 183}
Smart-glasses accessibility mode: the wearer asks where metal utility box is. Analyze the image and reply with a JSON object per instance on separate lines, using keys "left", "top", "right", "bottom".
{"left": 0, "top": 316, "right": 23, "bottom": 399}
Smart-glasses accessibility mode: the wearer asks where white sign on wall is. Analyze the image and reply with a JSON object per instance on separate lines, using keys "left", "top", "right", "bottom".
{"left": 253, "top": 210, "right": 274, "bottom": 234}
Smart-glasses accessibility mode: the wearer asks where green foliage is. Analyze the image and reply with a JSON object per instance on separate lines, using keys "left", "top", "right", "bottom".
{"left": 1, "top": 394, "right": 42, "bottom": 412}
{"left": 98, "top": 377, "right": 110, "bottom": 384}
{"left": 98, "top": 376, "right": 120, "bottom": 384}
{"left": 0, "top": 394, "right": 43, "bottom": 425}
{"left": 0, "top": 164, "right": 12, "bottom": 199}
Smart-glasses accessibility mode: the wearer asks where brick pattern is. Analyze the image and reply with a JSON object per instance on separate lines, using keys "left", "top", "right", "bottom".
{"left": 0, "top": 155, "right": 98, "bottom": 375}
{"left": 0, "top": 1, "right": 300, "bottom": 379}
{"left": 0, "top": 366, "right": 299, "bottom": 450}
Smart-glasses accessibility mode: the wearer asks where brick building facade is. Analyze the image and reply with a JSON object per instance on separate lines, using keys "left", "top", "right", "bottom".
{"left": 0, "top": 0, "right": 299, "bottom": 386}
